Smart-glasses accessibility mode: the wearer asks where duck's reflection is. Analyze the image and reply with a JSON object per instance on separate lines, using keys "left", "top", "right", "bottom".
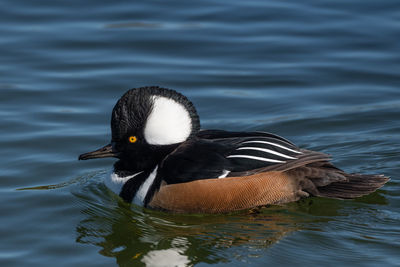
{"left": 73, "top": 181, "right": 335, "bottom": 266}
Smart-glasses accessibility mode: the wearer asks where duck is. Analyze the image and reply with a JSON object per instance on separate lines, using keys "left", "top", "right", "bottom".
{"left": 79, "top": 86, "right": 389, "bottom": 213}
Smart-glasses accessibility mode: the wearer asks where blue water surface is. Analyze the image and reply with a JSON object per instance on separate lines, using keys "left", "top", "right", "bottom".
{"left": 0, "top": 0, "right": 399, "bottom": 266}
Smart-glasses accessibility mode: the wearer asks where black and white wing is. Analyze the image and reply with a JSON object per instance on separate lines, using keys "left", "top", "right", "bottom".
{"left": 159, "top": 130, "right": 329, "bottom": 184}
{"left": 197, "top": 129, "right": 305, "bottom": 172}
{"left": 226, "top": 135, "right": 305, "bottom": 173}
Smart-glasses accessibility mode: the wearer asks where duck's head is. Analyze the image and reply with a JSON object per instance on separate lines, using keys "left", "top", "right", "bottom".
{"left": 79, "top": 86, "right": 200, "bottom": 172}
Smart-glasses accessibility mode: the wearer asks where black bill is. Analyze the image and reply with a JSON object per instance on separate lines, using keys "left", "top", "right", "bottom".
{"left": 78, "top": 143, "right": 119, "bottom": 160}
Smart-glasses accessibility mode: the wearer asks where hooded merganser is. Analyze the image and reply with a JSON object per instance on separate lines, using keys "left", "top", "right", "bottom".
{"left": 79, "top": 86, "right": 389, "bottom": 213}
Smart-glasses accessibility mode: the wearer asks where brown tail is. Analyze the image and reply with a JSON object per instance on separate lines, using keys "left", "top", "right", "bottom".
{"left": 316, "top": 173, "right": 389, "bottom": 199}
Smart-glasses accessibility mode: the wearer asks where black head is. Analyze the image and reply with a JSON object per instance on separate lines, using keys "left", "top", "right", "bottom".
{"left": 79, "top": 86, "right": 200, "bottom": 172}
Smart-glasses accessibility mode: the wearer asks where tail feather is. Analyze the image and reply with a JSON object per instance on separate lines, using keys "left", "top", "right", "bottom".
{"left": 317, "top": 173, "right": 389, "bottom": 199}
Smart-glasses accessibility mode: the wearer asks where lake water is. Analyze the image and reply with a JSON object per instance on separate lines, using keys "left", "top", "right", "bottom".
{"left": 1, "top": 0, "right": 399, "bottom": 266}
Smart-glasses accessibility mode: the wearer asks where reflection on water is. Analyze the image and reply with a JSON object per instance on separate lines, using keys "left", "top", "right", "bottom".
{"left": 17, "top": 169, "right": 390, "bottom": 266}
{"left": 71, "top": 173, "right": 339, "bottom": 266}
{"left": 75, "top": 205, "right": 299, "bottom": 265}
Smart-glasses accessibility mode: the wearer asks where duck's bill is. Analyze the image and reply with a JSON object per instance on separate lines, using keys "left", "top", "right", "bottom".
{"left": 78, "top": 144, "right": 119, "bottom": 160}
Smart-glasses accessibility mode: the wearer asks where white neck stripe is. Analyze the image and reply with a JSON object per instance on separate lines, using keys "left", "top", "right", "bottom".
{"left": 133, "top": 166, "right": 158, "bottom": 206}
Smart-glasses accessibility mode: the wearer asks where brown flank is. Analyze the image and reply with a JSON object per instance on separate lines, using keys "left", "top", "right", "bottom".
{"left": 149, "top": 168, "right": 389, "bottom": 213}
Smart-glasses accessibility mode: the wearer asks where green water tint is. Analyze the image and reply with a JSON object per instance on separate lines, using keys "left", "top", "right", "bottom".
{"left": 69, "top": 173, "right": 388, "bottom": 266}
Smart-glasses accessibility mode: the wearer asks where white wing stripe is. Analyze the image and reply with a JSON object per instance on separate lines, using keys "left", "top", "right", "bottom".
{"left": 254, "top": 131, "right": 294, "bottom": 145}
{"left": 218, "top": 170, "right": 230, "bottom": 179}
{"left": 240, "top": 140, "right": 302, "bottom": 154}
{"left": 227, "top": 155, "right": 286, "bottom": 163}
{"left": 237, "top": 147, "right": 297, "bottom": 159}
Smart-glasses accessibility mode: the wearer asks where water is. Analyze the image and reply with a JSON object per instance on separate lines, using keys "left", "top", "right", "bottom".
{"left": 1, "top": 0, "right": 399, "bottom": 266}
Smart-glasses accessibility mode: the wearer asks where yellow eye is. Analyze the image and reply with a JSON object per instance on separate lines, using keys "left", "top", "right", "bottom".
{"left": 129, "top": 136, "right": 137, "bottom": 143}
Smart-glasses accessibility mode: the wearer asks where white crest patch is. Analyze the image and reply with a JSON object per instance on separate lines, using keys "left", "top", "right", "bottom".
{"left": 144, "top": 96, "right": 192, "bottom": 145}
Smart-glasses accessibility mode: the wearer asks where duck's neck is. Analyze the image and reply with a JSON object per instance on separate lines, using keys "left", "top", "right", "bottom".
{"left": 118, "top": 168, "right": 157, "bottom": 205}
{"left": 114, "top": 143, "right": 181, "bottom": 205}
{"left": 114, "top": 143, "right": 180, "bottom": 174}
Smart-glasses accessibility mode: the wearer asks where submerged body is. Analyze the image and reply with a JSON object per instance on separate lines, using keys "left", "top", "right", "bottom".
{"left": 79, "top": 86, "right": 389, "bottom": 213}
